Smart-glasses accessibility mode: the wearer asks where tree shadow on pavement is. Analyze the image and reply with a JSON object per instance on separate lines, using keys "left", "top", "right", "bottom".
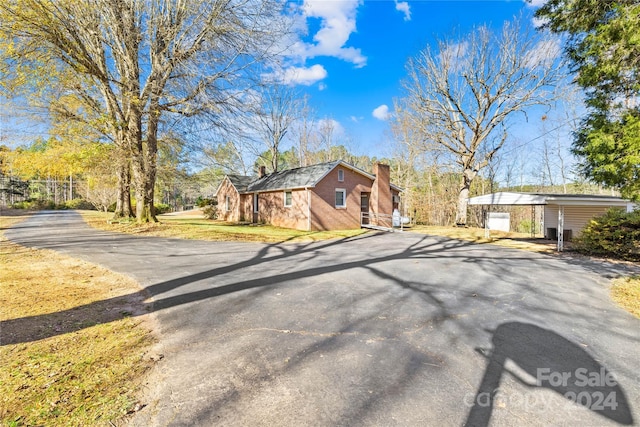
{"left": 465, "top": 322, "right": 633, "bottom": 426}
{"left": 1, "top": 230, "right": 473, "bottom": 345}
{"left": 3, "top": 211, "right": 638, "bottom": 425}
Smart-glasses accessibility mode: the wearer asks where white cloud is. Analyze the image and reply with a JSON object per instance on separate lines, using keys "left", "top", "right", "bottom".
{"left": 317, "top": 118, "right": 345, "bottom": 136}
{"left": 532, "top": 16, "right": 550, "bottom": 28}
{"left": 523, "top": 0, "right": 549, "bottom": 27}
{"left": 275, "top": 64, "right": 328, "bottom": 86}
{"left": 318, "top": 82, "right": 327, "bottom": 91}
{"left": 350, "top": 115, "right": 363, "bottom": 123}
{"left": 525, "top": 0, "right": 548, "bottom": 7}
{"left": 395, "top": 1, "right": 411, "bottom": 21}
{"left": 295, "top": 0, "right": 367, "bottom": 68}
{"left": 372, "top": 104, "right": 390, "bottom": 121}
{"left": 523, "top": 38, "right": 561, "bottom": 68}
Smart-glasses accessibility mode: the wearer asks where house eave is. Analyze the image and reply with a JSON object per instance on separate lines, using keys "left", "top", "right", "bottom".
{"left": 240, "top": 185, "right": 315, "bottom": 194}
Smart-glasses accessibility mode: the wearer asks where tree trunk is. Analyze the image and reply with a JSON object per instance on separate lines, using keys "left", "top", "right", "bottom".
{"left": 271, "top": 145, "right": 279, "bottom": 172}
{"left": 113, "top": 150, "right": 133, "bottom": 218}
{"left": 143, "top": 103, "right": 160, "bottom": 223}
{"left": 455, "top": 169, "right": 475, "bottom": 226}
{"left": 130, "top": 110, "right": 153, "bottom": 224}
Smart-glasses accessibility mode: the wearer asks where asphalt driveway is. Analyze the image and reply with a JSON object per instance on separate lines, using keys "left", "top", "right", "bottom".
{"left": 5, "top": 210, "right": 640, "bottom": 426}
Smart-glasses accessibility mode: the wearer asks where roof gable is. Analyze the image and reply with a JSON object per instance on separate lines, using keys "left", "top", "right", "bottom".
{"left": 227, "top": 175, "right": 253, "bottom": 192}
{"left": 213, "top": 174, "right": 253, "bottom": 196}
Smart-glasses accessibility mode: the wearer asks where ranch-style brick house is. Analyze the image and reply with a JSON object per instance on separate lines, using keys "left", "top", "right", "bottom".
{"left": 214, "top": 161, "right": 401, "bottom": 231}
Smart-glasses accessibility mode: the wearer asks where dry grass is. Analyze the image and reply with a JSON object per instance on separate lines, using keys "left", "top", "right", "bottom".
{"left": 80, "top": 210, "right": 368, "bottom": 243}
{"left": 409, "top": 225, "right": 557, "bottom": 254}
{"left": 0, "top": 211, "right": 155, "bottom": 426}
{"left": 611, "top": 276, "right": 640, "bottom": 319}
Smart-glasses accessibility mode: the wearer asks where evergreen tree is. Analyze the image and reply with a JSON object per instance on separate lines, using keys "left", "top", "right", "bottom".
{"left": 536, "top": 0, "right": 640, "bottom": 200}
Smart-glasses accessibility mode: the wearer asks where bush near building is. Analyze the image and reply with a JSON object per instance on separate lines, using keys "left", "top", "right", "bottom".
{"left": 574, "top": 209, "right": 640, "bottom": 261}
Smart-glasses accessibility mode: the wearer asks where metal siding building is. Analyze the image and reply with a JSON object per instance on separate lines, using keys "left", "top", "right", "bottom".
{"left": 468, "top": 192, "right": 634, "bottom": 251}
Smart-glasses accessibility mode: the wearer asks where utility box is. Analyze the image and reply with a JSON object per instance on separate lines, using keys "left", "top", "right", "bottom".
{"left": 547, "top": 227, "right": 557, "bottom": 240}
{"left": 546, "top": 228, "right": 573, "bottom": 241}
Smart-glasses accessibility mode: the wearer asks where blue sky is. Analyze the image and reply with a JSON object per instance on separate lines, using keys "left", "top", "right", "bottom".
{"left": 281, "top": 0, "right": 547, "bottom": 155}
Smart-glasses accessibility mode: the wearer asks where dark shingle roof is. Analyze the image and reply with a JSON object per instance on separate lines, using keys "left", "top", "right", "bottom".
{"left": 227, "top": 175, "right": 254, "bottom": 192}
{"left": 247, "top": 161, "right": 341, "bottom": 192}
{"left": 217, "top": 161, "right": 402, "bottom": 194}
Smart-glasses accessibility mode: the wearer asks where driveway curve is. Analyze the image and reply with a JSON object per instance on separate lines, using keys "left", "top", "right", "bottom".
{"left": 4, "top": 210, "right": 640, "bottom": 426}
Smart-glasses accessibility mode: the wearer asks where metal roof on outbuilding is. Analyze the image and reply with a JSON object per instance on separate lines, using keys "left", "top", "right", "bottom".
{"left": 468, "top": 192, "right": 630, "bottom": 207}
{"left": 468, "top": 191, "right": 634, "bottom": 252}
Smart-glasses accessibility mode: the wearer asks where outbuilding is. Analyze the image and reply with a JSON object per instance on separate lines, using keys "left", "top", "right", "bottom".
{"left": 468, "top": 192, "right": 634, "bottom": 251}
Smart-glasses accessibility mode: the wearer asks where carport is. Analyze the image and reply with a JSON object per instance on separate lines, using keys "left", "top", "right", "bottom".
{"left": 468, "top": 192, "right": 633, "bottom": 251}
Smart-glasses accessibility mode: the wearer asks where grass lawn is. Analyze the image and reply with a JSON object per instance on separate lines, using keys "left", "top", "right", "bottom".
{"left": 409, "top": 225, "right": 557, "bottom": 253}
{"left": 0, "top": 211, "right": 155, "bottom": 426}
{"left": 611, "top": 276, "right": 640, "bottom": 319}
{"left": 80, "top": 210, "right": 368, "bottom": 243}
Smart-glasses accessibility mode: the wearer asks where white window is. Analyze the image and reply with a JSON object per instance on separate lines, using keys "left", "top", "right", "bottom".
{"left": 225, "top": 195, "right": 231, "bottom": 212}
{"left": 335, "top": 189, "right": 346, "bottom": 208}
{"left": 253, "top": 193, "right": 259, "bottom": 213}
{"left": 338, "top": 169, "right": 344, "bottom": 182}
{"left": 284, "top": 191, "right": 292, "bottom": 207}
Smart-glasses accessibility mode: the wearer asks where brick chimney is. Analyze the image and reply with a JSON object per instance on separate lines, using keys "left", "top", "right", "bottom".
{"left": 371, "top": 163, "right": 392, "bottom": 217}
{"left": 258, "top": 165, "right": 266, "bottom": 178}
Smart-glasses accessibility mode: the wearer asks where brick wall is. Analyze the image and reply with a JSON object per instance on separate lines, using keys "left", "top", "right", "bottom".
{"left": 310, "top": 166, "right": 373, "bottom": 230}
{"left": 257, "top": 189, "right": 310, "bottom": 230}
{"left": 216, "top": 178, "right": 241, "bottom": 222}
{"left": 372, "top": 164, "right": 392, "bottom": 216}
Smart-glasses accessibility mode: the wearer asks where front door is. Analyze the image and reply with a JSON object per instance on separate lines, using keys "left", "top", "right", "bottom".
{"left": 361, "top": 192, "right": 370, "bottom": 224}
{"left": 252, "top": 193, "right": 259, "bottom": 223}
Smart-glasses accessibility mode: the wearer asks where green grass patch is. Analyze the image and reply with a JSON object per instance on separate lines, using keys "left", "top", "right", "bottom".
{"left": 80, "top": 210, "right": 368, "bottom": 243}
{"left": 611, "top": 276, "right": 640, "bottom": 319}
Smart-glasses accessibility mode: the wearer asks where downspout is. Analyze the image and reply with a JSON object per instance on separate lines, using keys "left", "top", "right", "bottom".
{"left": 307, "top": 188, "right": 312, "bottom": 231}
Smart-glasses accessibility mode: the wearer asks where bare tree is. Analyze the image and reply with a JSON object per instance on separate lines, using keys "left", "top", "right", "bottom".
{"left": 247, "top": 82, "right": 300, "bottom": 173}
{"left": 401, "top": 18, "right": 565, "bottom": 225}
{"left": 292, "top": 95, "right": 317, "bottom": 167}
{"left": 316, "top": 118, "right": 341, "bottom": 163}
{"left": 1, "top": 0, "right": 288, "bottom": 222}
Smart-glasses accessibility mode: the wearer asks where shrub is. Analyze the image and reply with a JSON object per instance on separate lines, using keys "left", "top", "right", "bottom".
{"left": 517, "top": 219, "right": 534, "bottom": 234}
{"left": 64, "top": 198, "right": 96, "bottom": 210}
{"left": 196, "top": 197, "right": 216, "bottom": 208}
{"left": 11, "top": 199, "right": 56, "bottom": 210}
{"left": 202, "top": 204, "right": 218, "bottom": 219}
{"left": 11, "top": 201, "right": 29, "bottom": 209}
{"left": 154, "top": 203, "right": 171, "bottom": 214}
{"left": 573, "top": 208, "right": 640, "bottom": 261}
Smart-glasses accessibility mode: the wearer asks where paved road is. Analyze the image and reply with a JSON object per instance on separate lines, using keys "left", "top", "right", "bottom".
{"left": 5, "top": 211, "right": 640, "bottom": 426}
